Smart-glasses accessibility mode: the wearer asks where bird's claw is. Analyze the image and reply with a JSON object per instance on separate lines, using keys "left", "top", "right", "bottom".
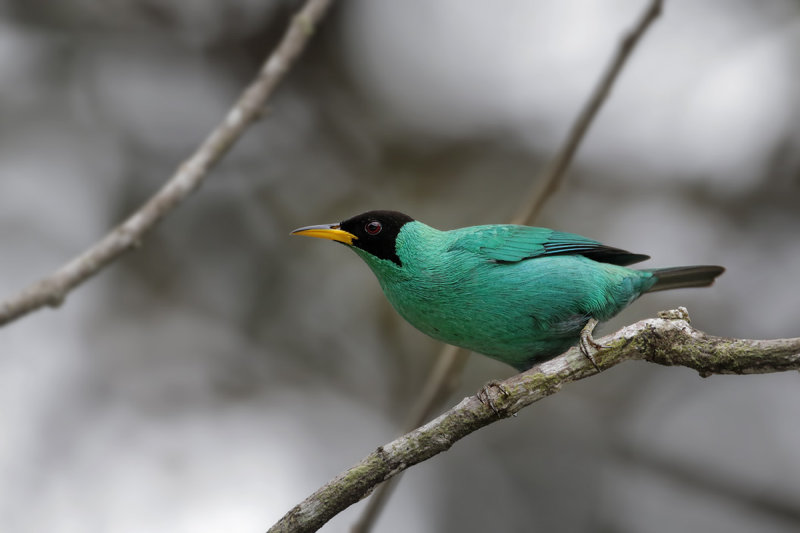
{"left": 579, "top": 318, "right": 606, "bottom": 371}
{"left": 477, "top": 380, "right": 511, "bottom": 417}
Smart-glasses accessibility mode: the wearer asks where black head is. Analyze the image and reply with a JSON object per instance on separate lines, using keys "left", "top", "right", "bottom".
{"left": 339, "top": 210, "right": 414, "bottom": 266}
{"left": 292, "top": 210, "right": 415, "bottom": 267}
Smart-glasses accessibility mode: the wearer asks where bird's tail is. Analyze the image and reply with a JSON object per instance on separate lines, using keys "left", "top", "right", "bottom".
{"left": 645, "top": 265, "right": 725, "bottom": 293}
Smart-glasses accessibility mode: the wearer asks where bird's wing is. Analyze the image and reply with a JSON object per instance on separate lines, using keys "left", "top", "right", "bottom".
{"left": 450, "top": 225, "right": 650, "bottom": 266}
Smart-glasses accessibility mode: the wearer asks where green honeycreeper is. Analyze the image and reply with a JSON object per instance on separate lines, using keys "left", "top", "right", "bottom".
{"left": 293, "top": 211, "right": 724, "bottom": 371}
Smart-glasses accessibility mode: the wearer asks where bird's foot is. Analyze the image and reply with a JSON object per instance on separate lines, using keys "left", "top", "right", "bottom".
{"left": 579, "top": 318, "right": 606, "bottom": 371}
{"left": 477, "top": 380, "right": 511, "bottom": 417}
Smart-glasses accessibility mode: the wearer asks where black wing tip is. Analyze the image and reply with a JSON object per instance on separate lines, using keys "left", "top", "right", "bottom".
{"left": 579, "top": 248, "right": 651, "bottom": 266}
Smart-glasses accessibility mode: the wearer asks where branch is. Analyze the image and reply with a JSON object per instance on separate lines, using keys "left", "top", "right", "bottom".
{"left": 353, "top": 1, "right": 664, "bottom": 529}
{"left": 511, "top": 0, "right": 663, "bottom": 225}
{"left": 0, "top": 0, "right": 335, "bottom": 328}
{"left": 270, "top": 308, "right": 800, "bottom": 533}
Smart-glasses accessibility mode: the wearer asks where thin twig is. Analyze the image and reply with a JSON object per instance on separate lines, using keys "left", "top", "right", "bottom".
{"left": 352, "top": 1, "right": 664, "bottom": 530}
{"left": 511, "top": 0, "right": 663, "bottom": 225}
{"left": 0, "top": 0, "right": 335, "bottom": 328}
{"left": 351, "top": 344, "right": 466, "bottom": 533}
{"left": 270, "top": 308, "right": 800, "bottom": 533}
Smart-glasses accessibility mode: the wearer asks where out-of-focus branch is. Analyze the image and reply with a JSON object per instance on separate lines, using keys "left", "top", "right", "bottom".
{"left": 0, "top": 0, "right": 335, "bottom": 328}
{"left": 271, "top": 308, "right": 800, "bottom": 533}
{"left": 350, "top": 344, "right": 467, "bottom": 532}
{"left": 511, "top": 0, "right": 663, "bottom": 225}
{"left": 352, "top": 1, "right": 664, "bottom": 530}
{"left": 616, "top": 440, "right": 800, "bottom": 525}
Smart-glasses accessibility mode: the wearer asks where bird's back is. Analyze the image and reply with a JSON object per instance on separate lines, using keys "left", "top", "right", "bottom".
{"left": 375, "top": 223, "right": 655, "bottom": 369}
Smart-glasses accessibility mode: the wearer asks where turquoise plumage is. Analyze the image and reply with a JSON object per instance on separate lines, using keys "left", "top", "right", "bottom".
{"left": 293, "top": 211, "right": 724, "bottom": 371}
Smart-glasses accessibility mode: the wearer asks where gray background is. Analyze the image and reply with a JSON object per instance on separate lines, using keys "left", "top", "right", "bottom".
{"left": 0, "top": 0, "right": 798, "bottom": 531}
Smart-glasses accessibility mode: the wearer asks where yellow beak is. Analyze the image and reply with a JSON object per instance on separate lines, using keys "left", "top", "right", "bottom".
{"left": 291, "top": 223, "right": 357, "bottom": 245}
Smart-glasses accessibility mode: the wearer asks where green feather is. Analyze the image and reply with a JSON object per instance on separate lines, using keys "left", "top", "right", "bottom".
{"left": 295, "top": 212, "right": 724, "bottom": 371}
{"left": 353, "top": 221, "right": 659, "bottom": 370}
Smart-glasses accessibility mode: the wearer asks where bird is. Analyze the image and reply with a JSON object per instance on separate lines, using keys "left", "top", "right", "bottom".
{"left": 292, "top": 210, "right": 724, "bottom": 372}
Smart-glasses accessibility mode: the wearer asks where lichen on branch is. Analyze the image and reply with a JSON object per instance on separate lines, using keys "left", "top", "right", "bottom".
{"left": 268, "top": 308, "right": 800, "bottom": 533}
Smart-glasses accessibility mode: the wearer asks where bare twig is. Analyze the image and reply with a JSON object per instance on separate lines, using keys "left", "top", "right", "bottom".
{"left": 271, "top": 308, "right": 800, "bottom": 533}
{"left": 351, "top": 344, "right": 467, "bottom": 533}
{"left": 511, "top": 0, "right": 663, "bottom": 225}
{"left": 0, "top": 0, "right": 335, "bottom": 328}
{"left": 352, "top": 1, "right": 664, "bottom": 529}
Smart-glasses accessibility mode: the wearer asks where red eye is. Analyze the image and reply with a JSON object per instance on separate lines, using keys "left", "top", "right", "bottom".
{"left": 365, "top": 221, "right": 382, "bottom": 235}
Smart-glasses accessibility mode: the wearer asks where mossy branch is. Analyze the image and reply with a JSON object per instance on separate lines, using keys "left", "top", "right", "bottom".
{"left": 268, "top": 307, "right": 800, "bottom": 533}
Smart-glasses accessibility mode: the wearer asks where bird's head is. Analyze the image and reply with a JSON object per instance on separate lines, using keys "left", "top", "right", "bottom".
{"left": 292, "top": 210, "right": 414, "bottom": 267}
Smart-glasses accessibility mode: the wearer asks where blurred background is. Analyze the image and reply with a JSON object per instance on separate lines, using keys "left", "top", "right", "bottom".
{"left": 1, "top": 0, "right": 799, "bottom": 531}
